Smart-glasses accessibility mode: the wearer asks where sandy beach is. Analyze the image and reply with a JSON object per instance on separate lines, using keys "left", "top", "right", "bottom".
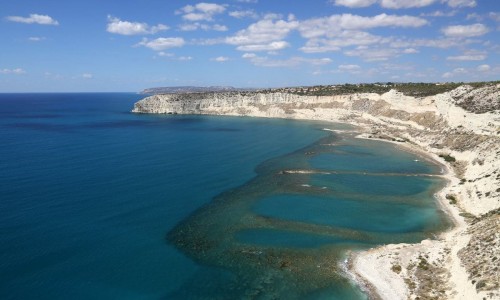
{"left": 348, "top": 137, "right": 463, "bottom": 300}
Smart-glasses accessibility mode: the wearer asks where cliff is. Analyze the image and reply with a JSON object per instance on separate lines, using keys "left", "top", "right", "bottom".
{"left": 132, "top": 84, "right": 500, "bottom": 300}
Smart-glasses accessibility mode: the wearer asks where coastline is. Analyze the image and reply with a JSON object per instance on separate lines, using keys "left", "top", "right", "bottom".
{"left": 347, "top": 133, "right": 463, "bottom": 300}
{"left": 132, "top": 85, "right": 500, "bottom": 299}
{"left": 337, "top": 121, "right": 497, "bottom": 300}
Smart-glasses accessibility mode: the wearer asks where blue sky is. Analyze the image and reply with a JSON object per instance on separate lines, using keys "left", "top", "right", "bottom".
{"left": 1, "top": 0, "right": 499, "bottom": 92}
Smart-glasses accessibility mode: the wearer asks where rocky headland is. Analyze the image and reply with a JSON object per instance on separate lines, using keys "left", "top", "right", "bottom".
{"left": 133, "top": 83, "right": 499, "bottom": 300}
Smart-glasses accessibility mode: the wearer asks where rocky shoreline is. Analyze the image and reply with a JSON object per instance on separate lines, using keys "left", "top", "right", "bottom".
{"left": 133, "top": 84, "right": 499, "bottom": 299}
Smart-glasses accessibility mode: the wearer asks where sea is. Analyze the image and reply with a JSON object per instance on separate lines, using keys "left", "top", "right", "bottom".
{"left": 0, "top": 93, "right": 451, "bottom": 299}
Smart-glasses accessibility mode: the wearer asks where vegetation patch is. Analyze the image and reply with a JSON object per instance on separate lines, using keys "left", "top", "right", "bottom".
{"left": 445, "top": 194, "right": 457, "bottom": 205}
{"left": 261, "top": 81, "right": 498, "bottom": 97}
{"left": 417, "top": 256, "right": 429, "bottom": 271}
{"left": 459, "top": 212, "right": 476, "bottom": 219}
{"left": 438, "top": 154, "right": 456, "bottom": 162}
{"left": 391, "top": 264, "right": 402, "bottom": 274}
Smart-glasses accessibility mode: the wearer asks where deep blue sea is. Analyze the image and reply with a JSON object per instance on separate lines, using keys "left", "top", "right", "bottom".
{"left": 0, "top": 93, "right": 450, "bottom": 299}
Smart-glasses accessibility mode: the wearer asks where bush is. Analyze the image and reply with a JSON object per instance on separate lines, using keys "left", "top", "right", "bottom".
{"left": 439, "top": 154, "right": 456, "bottom": 162}
{"left": 446, "top": 194, "right": 457, "bottom": 204}
{"left": 475, "top": 280, "right": 487, "bottom": 290}
{"left": 391, "top": 264, "right": 402, "bottom": 274}
{"left": 459, "top": 212, "right": 476, "bottom": 219}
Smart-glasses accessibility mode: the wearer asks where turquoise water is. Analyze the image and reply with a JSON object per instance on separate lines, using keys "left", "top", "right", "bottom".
{"left": 0, "top": 93, "right": 450, "bottom": 299}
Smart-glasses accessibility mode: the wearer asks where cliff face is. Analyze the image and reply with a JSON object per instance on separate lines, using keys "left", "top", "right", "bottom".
{"left": 133, "top": 92, "right": 329, "bottom": 116}
{"left": 132, "top": 86, "right": 499, "bottom": 134}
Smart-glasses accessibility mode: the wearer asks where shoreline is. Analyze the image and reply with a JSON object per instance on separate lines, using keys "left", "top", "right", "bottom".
{"left": 347, "top": 131, "right": 462, "bottom": 300}
{"left": 132, "top": 86, "right": 500, "bottom": 299}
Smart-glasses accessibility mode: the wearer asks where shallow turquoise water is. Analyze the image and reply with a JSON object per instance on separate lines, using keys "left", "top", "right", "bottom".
{"left": 253, "top": 194, "right": 441, "bottom": 234}
{"left": 0, "top": 93, "right": 450, "bottom": 299}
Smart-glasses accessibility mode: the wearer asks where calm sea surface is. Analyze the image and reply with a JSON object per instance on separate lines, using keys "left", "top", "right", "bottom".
{"left": 0, "top": 93, "right": 450, "bottom": 299}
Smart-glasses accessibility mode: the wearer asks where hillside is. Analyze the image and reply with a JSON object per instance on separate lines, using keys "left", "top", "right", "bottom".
{"left": 141, "top": 86, "right": 245, "bottom": 94}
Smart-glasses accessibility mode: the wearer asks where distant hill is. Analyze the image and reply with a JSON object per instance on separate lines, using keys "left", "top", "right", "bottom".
{"left": 141, "top": 86, "right": 250, "bottom": 94}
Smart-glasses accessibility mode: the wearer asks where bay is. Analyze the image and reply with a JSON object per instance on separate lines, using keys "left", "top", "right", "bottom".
{"left": 0, "top": 93, "right": 450, "bottom": 299}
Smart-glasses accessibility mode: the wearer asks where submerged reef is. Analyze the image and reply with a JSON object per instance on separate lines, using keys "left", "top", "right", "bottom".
{"left": 166, "top": 132, "right": 450, "bottom": 298}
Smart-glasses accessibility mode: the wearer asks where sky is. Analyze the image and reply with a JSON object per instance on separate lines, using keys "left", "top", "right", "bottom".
{"left": 0, "top": 0, "right": 499, "bottom": 92}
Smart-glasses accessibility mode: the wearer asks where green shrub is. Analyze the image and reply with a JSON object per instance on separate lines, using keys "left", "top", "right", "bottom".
{"left": 439, "top": 154, "right": 456, "bottom": 162}
{"left": 446, "top": 194, "right": 457, "bottom": 204}
{"left": 459, "top": 212, "right": 476, "bottom": 219}
{"left": 391, "top": 264, "right": 402, "bottom": 274}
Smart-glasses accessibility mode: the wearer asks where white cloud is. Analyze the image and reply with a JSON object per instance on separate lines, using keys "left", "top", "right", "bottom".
{"left": 466, "top": 13, "right": 482, "bottom": 21}
{"left": 380, "top": 63, "right": 414, "bottom": 71}
{"left": 476, "top": 65, "right": 491, "bottom": 72}
{"left": 380, "top": 0, "right": 437, "bottom": 9}
{"left": 229, "top": 10, "right": 258, "bottom": 19}
{"left": 0, "top": 68, "right": 26, "bottom": 74}
{"left": 332, "top": 0, "right": 377, "bottom": 8}
{"left": 212, "top": 56, "right": 229, "bottom": 62}
{"left": 230, "top": 13, "right": 426, "bottom": 54}
{"left": 332, "top": 0, "right": 474, "bottom": 8}
{"left": 156, "top": 52, "right": 193, "bottom": 61}
{"left": 195, "top": 2, "right": 226, "bottom": 13}
{"left": 446, "top": 50, "right": 486, "bottom": 60}
{"left": 183, "top": 13, "right": 209, "bottom": 22}
{"left": 226, "top": 15, "right": 298, "bottom": 52}
{"left": 82, "top": 73, "right": 93, "bottom": 79}
{"left": 226, "top": 16, "right": 298, "bottom": 46}
{"left": 339, "top": 64, "right": 361, "bottom": 71}
{"left": 442, "top": 67, "right": 466, "bottom": 78}
{"left": 107, "top": 16, "right": 168, "bottom": 35}
{"left": 446, "top": 55, "right": 485, "bottom": 60}
{"left": 338, "top": 13, "right": 428, "bottom": 30}
{"left": 298, "top": 14, "right": 428, "bottom": 39}
{"left": 179, "top": 23, "right": 227, "bottom": 31}
{"left": 441, "top": 72, "right": 453, "bottom": 78}
{"left": 390, "top": 37, "right": 465, "bottom": 49}
{"left": 212, "top": 24, "right": 228, "bottom": 31}
{"left": 157, "top": 52, "right": 174, "bottom": 57}
{"left": 136, "top": 37, "right": 185, "bottom": 51}
{"left": 6, "top": 14, "right": 58, "bottom": 25}
{"left": 489, "top": 12, "right": 500, "bottom": 22}
{"left": 44, "top": 72, "right": 58, "bottom": 79}
{"left": 345, "top": 46, "right": 400, "bottom": 61}
{"left": 177, "top": 3, "right": 226, "bottom": 22}
{"left": 301, "top": 31, "right": 383, "bottom": 53}
{"left": 178, "top": 23, "right": 198, "bottom": 31}
{"left": 442, "top": 23, "right": 489, "bottom": 37}
{"left": 237, "top": 41, "right": 290, "bottom": 52}
{"left": 191, "top": 38, "right": 224, "bottom": 45}
{"left": 476, "top": 64, "right": 490, "bottom": 72}
{"left": 403, "top": 48, "right": 419, "bottom": 53}
{"left": 242, "top": 53, "right": 257, "bottom": 58}
{"left": 421, "top": 10, "right": 457, "bottom": 17}
{"left": 28, "top": 37, "right": 45, "bottom": 42}
{"left": 242, "top": 54, "right": 332, "bottom": 67}
{"left": 237, "top": 0, "right": 258, "bottom": 3}
{"left": 447, "top": 0, "right": 476, "bottom": 8}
